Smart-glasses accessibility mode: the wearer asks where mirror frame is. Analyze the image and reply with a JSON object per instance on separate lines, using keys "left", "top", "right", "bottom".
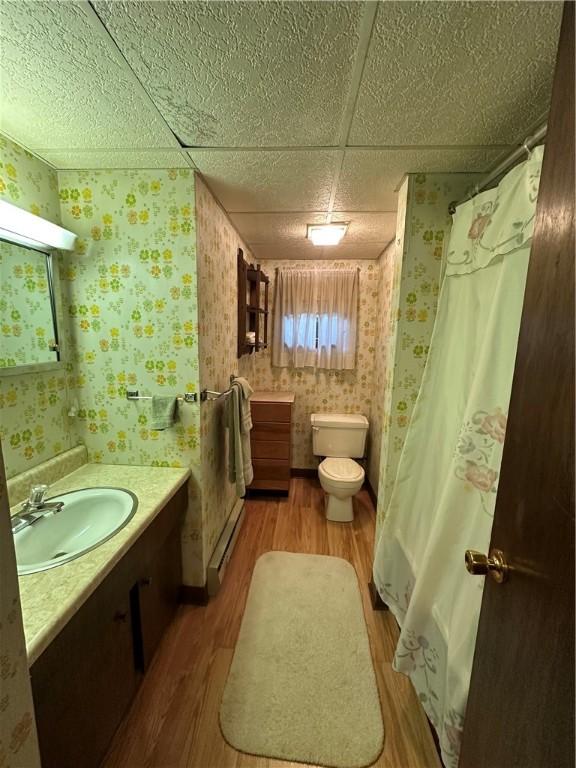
{"left": 0, "top": 239, "right": 65, "bottom": 377}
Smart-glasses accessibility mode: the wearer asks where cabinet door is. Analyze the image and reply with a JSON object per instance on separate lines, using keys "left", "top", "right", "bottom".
{"left": 137, "top": 522, "right": 182, "bottom": 670}
{"left": 251, "top": 402, "right": 291, "bottom": 423}
{"left": 252, "top": 440, "right": 290, "bottom": 460}
{"left": 31, "top": 581, "right": 139, "bottom": 768}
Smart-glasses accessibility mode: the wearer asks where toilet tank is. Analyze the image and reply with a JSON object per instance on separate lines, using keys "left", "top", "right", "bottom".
{"left": 311, "top": 413, "right": 369, "bottom": 458}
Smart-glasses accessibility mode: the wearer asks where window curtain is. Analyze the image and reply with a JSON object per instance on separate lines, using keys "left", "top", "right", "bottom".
{"left": 272, "top": 268, "right": 358, "bottom": 370}
{"left": 372, "top": 146, "right": 544, "bottom": 768}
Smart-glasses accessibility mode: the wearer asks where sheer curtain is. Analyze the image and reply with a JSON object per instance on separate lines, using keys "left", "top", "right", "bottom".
{"left": 372, "top": 146, "right": 544, "bottom": 768}
{"left": 272, "top": 268, "right": 358, "bottom": 370}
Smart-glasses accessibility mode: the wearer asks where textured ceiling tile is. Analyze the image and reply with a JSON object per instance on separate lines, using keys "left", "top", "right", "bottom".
{"left": 229, "top": 213, "right": 326, "bottom": 243}
{"left": 251, "top": 242, "right": 385, "bottom": 260}
{"left": 321, "top": 243, "right": 388, "bottom": 260}
{"left": 95, "top": 0, "right": 363, "bottom": 147}
{"left": 250, "top": 241, "right": 327, "bottom": 261}
{"left": 230, "top": 211, "right": 396, "bottom": 245}
{"left": 349, "top": 1, "right": 562, "bottom": 146}
{"left": 331, "top": 212, "right": 397, "bottom": 243}
{"left": 335, "top": 148, "right": 500, "bottom": 211}
{"left": 190, "top": 150, "right": 338, "bottom": 211}
{"left": 37, "top": 149, "right": 189, "bottom": 170}
{"left": 0, "top": 1, "right": 178, "bottom": 150}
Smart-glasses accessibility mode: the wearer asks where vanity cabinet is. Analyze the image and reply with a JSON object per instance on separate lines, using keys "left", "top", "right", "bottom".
{"left": 249, "top": 392, "right": 294, "bottom": 493}
{"left": 30, "top": 485, "right": 187, "bottom": 768}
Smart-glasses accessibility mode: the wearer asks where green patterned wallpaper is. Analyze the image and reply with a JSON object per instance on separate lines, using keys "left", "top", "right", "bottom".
{"left": 58, "top": 168, "right": 204, "bottom": 585}
{"left": 0, "top": 241, "right": 58, "bottom": 368}
{"left": 0, "top": 134, "right": 77, "bottom": 478}
{"left": 0, "top": 134, "right": 60, "bottom": 222}
{"left": 57, "top": 168, "right": 200, "bottom": 467}
{"left": 375, "top": 173, "right": 480, "bottom": 534}
{"left": 367, "top": 239, "right": 399, "bottom": 493}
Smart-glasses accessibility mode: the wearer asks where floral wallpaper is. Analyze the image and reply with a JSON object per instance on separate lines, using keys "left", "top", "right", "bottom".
{"left": 0, "top": 240, "right": 58, "bottom": 369}
{"left": 371, "top": 178, "right": 408, "bottom": 499}
{"left": 0, "top": 442, "right": 41, "bottom": 768}
{"left": 0, "top": 133, "right": 77, "bottom": 479}
{"left": 57, "top": 167, "right": 204, "bottom": 584}
{"left": 375, "top": 173, "right": 480, "bottom": 533}
{"left": 367, "top": 239, "right": 397, "bottom": 492}
{"left": 195, "top": 175, "right": 253, "bottom": 576}
{"left": 247, "top": 259, "right": 380, "bottom": 469}
{"left": 0, "top": 134, "right": 60, "bottom": 222}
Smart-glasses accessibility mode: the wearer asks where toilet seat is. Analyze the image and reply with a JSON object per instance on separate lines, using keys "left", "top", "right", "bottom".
{"left": 319, "top": 458, "right": 364, "bottom": 484}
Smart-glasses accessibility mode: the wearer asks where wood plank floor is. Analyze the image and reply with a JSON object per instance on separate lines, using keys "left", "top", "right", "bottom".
{"left": 102, "top": 478, "right": 441, "bottom": 768}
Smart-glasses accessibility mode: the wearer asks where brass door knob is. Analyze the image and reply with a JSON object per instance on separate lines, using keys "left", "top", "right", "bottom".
{"left": 465, "top": 548, "right": 509, "bottom": 583}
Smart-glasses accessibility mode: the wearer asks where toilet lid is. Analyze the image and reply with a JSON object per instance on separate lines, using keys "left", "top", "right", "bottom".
{"left": 321, "top": 458, "right": 364, "bottom": 482}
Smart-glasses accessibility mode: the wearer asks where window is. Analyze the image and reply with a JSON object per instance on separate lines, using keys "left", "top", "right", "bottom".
{"left": 272, "top": 269, "right": 358, "bottom": 370}
{"left": 282, "top": 313, "right": 351, "bottom": 352}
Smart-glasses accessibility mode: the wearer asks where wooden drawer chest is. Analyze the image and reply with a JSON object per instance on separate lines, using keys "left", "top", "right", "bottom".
{"left": 249, "top": 391, "right": 294, "bottom": 493}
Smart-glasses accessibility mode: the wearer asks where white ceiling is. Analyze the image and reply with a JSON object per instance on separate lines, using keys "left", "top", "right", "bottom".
{"left": 0, "top": 1, "right": 563, "bottom": 260}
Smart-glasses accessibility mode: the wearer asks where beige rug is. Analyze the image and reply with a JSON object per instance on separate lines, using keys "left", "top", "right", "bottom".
{"left": 220, "top": 551, "right": 384, "bottom": 768}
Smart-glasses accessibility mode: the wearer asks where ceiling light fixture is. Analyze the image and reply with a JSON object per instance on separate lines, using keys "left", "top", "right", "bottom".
{"left": 306, "top": 222, "right": 348, "bottom": 246}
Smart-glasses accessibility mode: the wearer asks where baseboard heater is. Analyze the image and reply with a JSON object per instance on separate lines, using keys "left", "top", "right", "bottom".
{"left": 206, "top": 497, "right": 245, "bottom": 597}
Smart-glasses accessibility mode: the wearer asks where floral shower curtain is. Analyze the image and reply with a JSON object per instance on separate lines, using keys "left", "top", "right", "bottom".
{"left": 373, "top": 146, "right": 543, "bottom": 767}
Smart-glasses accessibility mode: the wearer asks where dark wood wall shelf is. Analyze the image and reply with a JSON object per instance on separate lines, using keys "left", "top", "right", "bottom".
{"left": 237, "top": 248, "right": 269, "bottom": 358}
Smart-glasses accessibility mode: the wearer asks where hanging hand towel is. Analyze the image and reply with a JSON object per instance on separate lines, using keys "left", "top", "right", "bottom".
{"left": 151, "top": 396, "right": 177, "bottom": 431}
{"left": 233, "top": 377, "right": 254, "bottom": 435}
{"left": 225, "top": 378, "right": 254, "bottom": 497}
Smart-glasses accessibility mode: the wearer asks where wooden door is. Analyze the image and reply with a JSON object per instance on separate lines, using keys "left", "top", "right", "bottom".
{"left": 459, "top": 4, "right": 574, "bottom": 767}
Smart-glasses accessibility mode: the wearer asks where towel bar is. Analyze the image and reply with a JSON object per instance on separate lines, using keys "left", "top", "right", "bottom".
{"left": 201, "top": 375, "right": 239, "bottom": 402}
{"left": 201, "top": 388, "right": 232, "bottom": 401}
{"left": 126, "top": 390, "right": 198, "bottom": 403}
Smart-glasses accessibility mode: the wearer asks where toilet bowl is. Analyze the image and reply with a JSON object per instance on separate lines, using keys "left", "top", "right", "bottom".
{"left": 311, "top": 413, "right": 369, "bottom": 523}
{"left": 318, "top": 457, "right": 365, "bottom": 522}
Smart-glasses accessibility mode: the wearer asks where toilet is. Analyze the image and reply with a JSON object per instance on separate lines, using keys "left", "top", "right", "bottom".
{"left": 311, "top": 413, "right": 369, "bottom": 522}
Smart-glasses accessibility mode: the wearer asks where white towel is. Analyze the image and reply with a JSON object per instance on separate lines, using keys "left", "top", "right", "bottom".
{"left": 225, "top": 378, "right": 254, "bottom": 497}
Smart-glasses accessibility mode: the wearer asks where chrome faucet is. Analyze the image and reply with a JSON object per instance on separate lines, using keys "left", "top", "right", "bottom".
{"left": 11, "top": 484, "right": 65, "bottom": 534}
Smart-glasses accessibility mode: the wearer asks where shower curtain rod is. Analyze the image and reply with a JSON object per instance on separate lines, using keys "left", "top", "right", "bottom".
{"left": 448, "top": 122, "right": 547, "bottom": 214}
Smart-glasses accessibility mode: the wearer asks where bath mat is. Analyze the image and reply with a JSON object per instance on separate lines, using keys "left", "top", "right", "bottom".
{"left": 220, "top": 551, "right": 384, "bottom": 768}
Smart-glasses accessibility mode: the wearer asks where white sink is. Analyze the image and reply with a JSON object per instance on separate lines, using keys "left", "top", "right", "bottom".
{"left": 14, "top": 487, "right": 138, "bottom": 575}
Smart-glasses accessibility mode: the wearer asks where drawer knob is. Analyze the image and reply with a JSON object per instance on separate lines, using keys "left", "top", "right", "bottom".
{"left": 113, "top": 610, "right": 128, "bottom": 623}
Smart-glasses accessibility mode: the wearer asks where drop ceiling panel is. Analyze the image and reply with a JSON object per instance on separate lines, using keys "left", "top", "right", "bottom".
{"left": 37, "top": 149, "right": 190, "bottom": 170}
{"left": 0, "top": 1, "right": 178, "bottom": 150}
{"left": 251, "top": 241, "right": 329, "bottom": 261}
{"left": 230, "top": 212, "right": 396, "bottom": 245}
{"left": 229, "top": 213, "right": 326, "bottom": 243}
{"left": 251, "top": 242, "right": 385, "bottom": 261}
{"left": 335, "top": 148, "right": 503, "bottom": 211}
{"left": 334, "top": 212, "right": 396, "bottom": 243}
{"left": 94, "top": 0, "right": 363, "bottom": 147}
{"left": 317, "top": 243, "right": 388, "bottom": 260}
{"left": 349, "top": 1, "right": 562, "bottom": 146}
{"left": 190, "top": 150, "right": 338, "bottom": 212}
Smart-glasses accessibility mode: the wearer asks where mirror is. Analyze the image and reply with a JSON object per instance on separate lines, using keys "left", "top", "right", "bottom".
{"left": 0, "top": 238, "right": 61, "bottom": 372}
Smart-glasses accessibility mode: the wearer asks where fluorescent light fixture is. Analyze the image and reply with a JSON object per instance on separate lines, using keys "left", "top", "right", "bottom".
{"left": 0, "top": 199, "right": 77, "bottom": 251}
{"left": 307, "top": 222, "right": 348, "bottom": 246}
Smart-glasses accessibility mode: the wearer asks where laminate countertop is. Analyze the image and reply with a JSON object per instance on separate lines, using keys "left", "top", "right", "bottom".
{"left": 14, "top": 463, "right": 190, "bottom": 665}
{"left": 250, "top": 391, "right": 295, "bottom": 404}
